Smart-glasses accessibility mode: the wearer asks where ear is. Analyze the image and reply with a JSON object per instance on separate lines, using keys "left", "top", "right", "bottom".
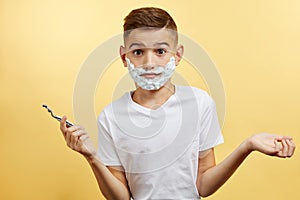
{"left": 120, "top": 45, "right": 127, "bottom": 67}
{"left": 175, "top": 44, "right": 184, "bottom": 66}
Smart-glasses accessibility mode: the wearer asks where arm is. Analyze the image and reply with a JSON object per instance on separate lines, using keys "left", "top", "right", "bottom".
{"left": 60, "top": 116, "right": 131, "bottom": 200}
{"left": 86, "top": 157, "right": 131, "bottom": 200}
{"left": 196, "top": 133, "right": 296, "bottom": 197}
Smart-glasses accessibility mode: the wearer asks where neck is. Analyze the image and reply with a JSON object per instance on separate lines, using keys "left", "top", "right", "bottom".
{"left": 132, "top": 81, "right": 175, "bottom": 109}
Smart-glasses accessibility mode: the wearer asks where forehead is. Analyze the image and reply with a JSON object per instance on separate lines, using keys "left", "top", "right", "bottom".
{"left": 124, "top": 28, "right": 177, "bottom": 49}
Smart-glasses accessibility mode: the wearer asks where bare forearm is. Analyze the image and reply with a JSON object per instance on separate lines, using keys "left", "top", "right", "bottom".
{"left": 85, "top": 156, "right": 130, "bottom": 200}
{"left": 198, "top": 140, "right": 252, "bottom": 197}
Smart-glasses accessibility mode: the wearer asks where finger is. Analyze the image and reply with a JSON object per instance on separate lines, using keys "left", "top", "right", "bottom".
{"left": 286, "top": 139, "right": 296, "bottom": 157}
{"left": 66, "top": 125, "right": 85, "bottom": 146}
{"left": 66, "top": 127, "right": 76, "bottom": 145}
{"left": 69, "top": 130, "right": 80, "bottom": 149}
{"left": 282, "top": 136, "right": 293, "bottom": 140}
{"left": 276, "top": 135, "right": 292, "bottom": 141}
{"left": 60, "top": 116, "right": 67, "bottom": 134}
{"left": 73, "top": 129, "right": 86, "bottom": 137}
{"left": 70, "top": 129, "right": 86, "bottom": 148}
{"left": 274, "top": 140, "right": 282, "bottom": 153}
{"left": 79, "top": 134, "right": 89, "bottom": 141}
{"left": 67, "top": 125, "right": 82, "bottom": 137}
{"left": 280, "top": 139, "right": 289, "bottom": 157}
{"left": 274, "top": 135, "right": 284, "bottom": 140}
{"left": 77, "top": 135, "right": 90, "bottom": 153}
{"left": 79, "top": 134, "right": 90, "bottom": 146}
{"left": 67, "top": 125, "right": 81, "bottom": 133}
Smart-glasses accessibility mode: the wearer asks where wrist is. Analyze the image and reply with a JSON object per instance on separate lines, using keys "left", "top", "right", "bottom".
{"left": 84, "top": 153, "right": 98, "bottom": 163}
{"left": 241, "top": 137, "right": 254, "bottom": 154}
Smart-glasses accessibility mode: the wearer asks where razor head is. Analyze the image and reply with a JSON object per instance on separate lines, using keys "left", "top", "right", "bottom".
{"left": 42, "top": 104, "right": 73, "bottom": 127}
{"left": 42, "top": 104, "right": 56, "bottom": 118}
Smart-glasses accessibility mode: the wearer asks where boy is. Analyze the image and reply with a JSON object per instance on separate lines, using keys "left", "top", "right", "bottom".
{"left": 60, "top": 7, "right": 296, "bottom": 200}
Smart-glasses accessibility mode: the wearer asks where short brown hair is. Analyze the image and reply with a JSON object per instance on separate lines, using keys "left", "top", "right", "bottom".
{"left": 123, "top": 7, "right": 178, "bottom": 42}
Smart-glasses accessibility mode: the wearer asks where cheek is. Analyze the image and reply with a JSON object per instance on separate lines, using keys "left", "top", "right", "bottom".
{"left": 128, "top": 57, "right": 143, "bottom": 67}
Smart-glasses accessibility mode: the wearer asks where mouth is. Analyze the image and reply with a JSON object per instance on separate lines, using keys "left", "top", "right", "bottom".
{"left": 140, "top": 73, "right": 161, "bottom": 79}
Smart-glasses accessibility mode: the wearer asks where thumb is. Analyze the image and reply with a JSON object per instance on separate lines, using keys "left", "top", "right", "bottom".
{"left": 60, "top": 116, "right": 67, "bottom": 133}
{"left": 274, "top": 140, "right": 283, "bottom": 153}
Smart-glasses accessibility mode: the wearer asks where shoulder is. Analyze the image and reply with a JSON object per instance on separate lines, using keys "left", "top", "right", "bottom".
{"left": 177, "top": 85, "right": 209, "bottom": 96}
{"left": 176, "top": 85, "right": 214, "bottom": 106}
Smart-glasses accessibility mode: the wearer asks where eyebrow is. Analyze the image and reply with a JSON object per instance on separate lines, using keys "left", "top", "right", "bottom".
{"left": 154, "top": 42, "right": 170, "bottom": 47}
{"left": 129, "top": 43, "right": 146, "bottom": 49}
{"left": 128, "top": 42, "right": 170, "bottom": 49}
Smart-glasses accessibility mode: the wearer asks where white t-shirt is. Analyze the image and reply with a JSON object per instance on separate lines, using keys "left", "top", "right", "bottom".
{"left": 97, "top": 85, "right": 224, "bottom": 200}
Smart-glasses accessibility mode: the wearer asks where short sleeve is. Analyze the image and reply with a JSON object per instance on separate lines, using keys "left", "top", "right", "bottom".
{"left": 97, "top": 111, "right": 122, "bottom": 166}
{"left": 198, "top": 95, "right": 224, "bottom": 151}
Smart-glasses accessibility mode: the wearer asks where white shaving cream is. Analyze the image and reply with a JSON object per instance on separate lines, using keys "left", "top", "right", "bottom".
{"left": 125, "top": 56, "right": 176, "bottom": 90}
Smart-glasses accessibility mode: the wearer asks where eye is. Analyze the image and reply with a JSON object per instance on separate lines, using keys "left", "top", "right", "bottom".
{"left": 156, "top": 48, "right": 166, "bottom": 55}
{"left": 132, "top": 49, "right": 143, "bottom": 56}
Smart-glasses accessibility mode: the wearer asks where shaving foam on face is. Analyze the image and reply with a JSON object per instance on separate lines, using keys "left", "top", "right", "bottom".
{"left": 125, "top": 56, "right": 176, "bottom": 90}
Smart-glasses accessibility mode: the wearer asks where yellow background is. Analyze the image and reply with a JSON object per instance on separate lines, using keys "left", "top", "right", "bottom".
{"left": 1, "top": 0, "right": 299, "bottom": 199}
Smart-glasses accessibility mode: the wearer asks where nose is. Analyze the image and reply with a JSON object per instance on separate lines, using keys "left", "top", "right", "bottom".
{"left": 143, "top": 51, "right": 155, "bottom": 70}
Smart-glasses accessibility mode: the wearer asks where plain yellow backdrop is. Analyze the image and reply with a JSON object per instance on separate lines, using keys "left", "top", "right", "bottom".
{"left": 1, "top": 0, "right": 299, "bottom": 199}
